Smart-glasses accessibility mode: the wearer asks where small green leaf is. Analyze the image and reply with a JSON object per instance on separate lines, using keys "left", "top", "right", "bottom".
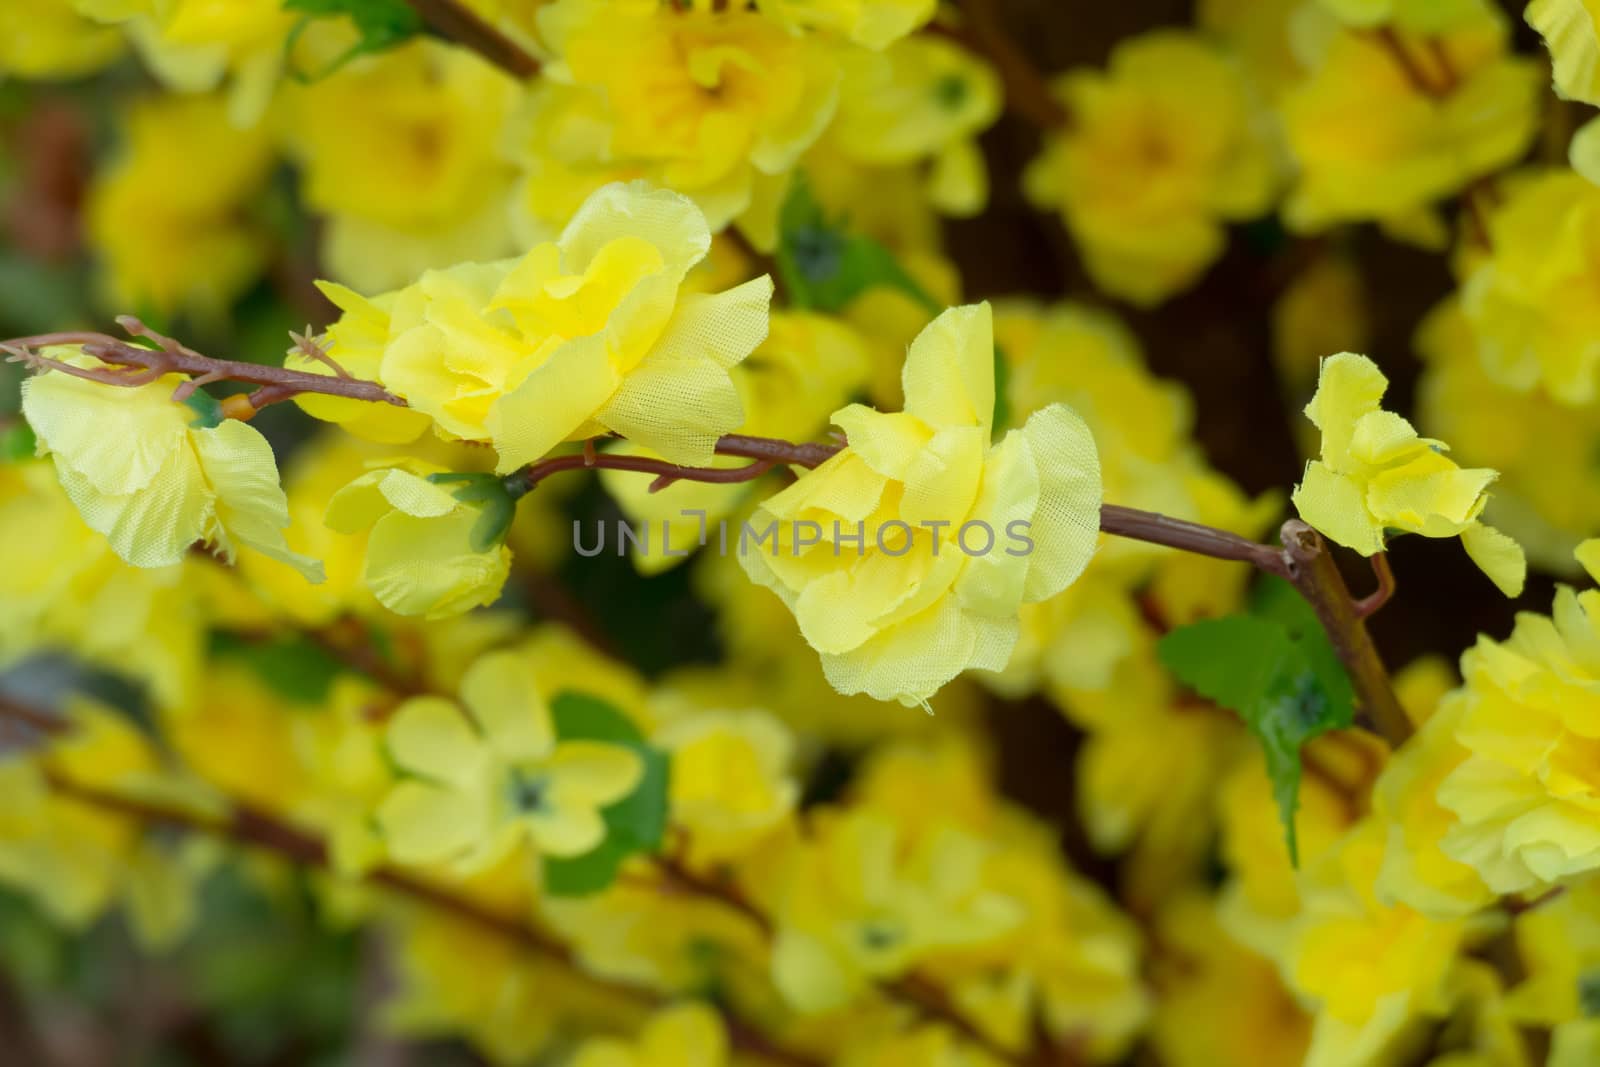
{"left": 1580, "top": 971, "right": 1600, "bottom": 1017}
{"left": 1158, "top": 604, "right": 1354, "bottom": 864}
{"left": 209, "top": 631, "right": 344, "bottom": 704}
{"left": 425, "top": 472, "right": 516, "bottom": 552}
{"left": 283, "top": 0, "right": 423, "bottom": 80}
{"left": 181, "top": 390, "right": 226, "bottom": 429}
{"left": 545, "top": 691, "right": 670, "bottom": 897}
{"left": 550, "top": 690, "right": 646, "bottom": 746}
{"left": 992, "top": 342, "right": 1013, "bottom": 431}
{"left": 777, "top": 175, "right": 939, "bottom": 316}
{"left": 0, "top": 422, "right": 37, "bottom": 462}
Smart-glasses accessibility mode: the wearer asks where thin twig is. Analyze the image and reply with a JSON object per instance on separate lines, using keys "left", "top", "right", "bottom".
{"left": 3, "top": 323, "right": 404, "bottom": 410}
{"left": 1353, "top": 552, "right": 1395, "bottom": 620}
{"left": 402, "top": 0, "right": 541, "bottom": 79}
{"left": 944, "top": 0, "right": 1069, "bottom": 130}
{"left": 37, "top": 767, "right": 821, "bottom": 1067}
{"left": 1279, "top": 521, "right": 1411, "bottom": 743}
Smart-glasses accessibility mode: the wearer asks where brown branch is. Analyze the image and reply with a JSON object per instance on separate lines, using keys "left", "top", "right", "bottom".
{"left": 504, "top": 434, "right": 841, "bottom": 498}
{"left": 3, "top": 320, "right": 404, "bottom": 412}
{"left": 37, "top": 767, "right": 820, "bottom": 1067}
{"left": 1279, "top": 521, "right": 1411, "bottom": 744}
{"left": 403, "top": 0, "right": 541, "bottom": 79}
{"left": 944, "top": 0, "right": 1069, "bottom": 130}
{"left": 1100, "top": 505, "right": 1292, "bottom": 579}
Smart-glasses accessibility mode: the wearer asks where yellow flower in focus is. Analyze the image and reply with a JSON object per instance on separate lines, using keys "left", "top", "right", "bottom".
{"left": 1291, "top": 351, "right": 1525, "bottom": 596}
{"left": 275, "top": 37, "right": 519, "bottom": 292}
{"left": 570, "top": 1003, "right": 726, "bottom": 1067}
{"left": 22, "top": 355, "right": 322, "bottom": 580}
{"left": 0, "top": 0, "right": 122, "bottom": 79}
{"left": 538, "top": 0, "right": 840, "bottom": 234}
{"left": 317, "top": 182, "right": 772, "bottom": 472}
{"left": 1459, "top": 170, "right": 1600, "bottom": 406}
{"left": 755, "top": 0, "right": 935, "bottom": 48}
{"left": 324, "top": 466, "right": 511, "bottom": 619}
{"left": 377, "top": 649, "right": 643, "bottom": 869}
{"left": 828, "top": 37, "right": 1002, "bottom": 217}
{"left": 1529, "top": 0, "right": 1600, "bottom": 104}
{"left": 1434, "top": 541, "right": 1600, "bottom": 895}
{"left": 1023, "top": 31, "right": 1279, "bottom": 306}
{"left": 600, "top": 309, "right": 870, "bottom": 576}
{"left": 741, "top": 302, "right": 1102, "bottom": 707}
{"left": 85, "top": 94, "right": 273, "bottom": 319}
{"left": 1279, "top": 12, "right": 1539, "bottom": 237}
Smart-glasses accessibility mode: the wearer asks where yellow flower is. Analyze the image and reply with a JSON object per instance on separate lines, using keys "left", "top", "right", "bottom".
{"left": 1529, "top": 0, "right": 1600, "bottom": 105}
{"left": 1023, "top": 31, "right": 1279, "bottom": 306}
{"left": 755, "top": 0, "right": 935, "bottom": 48}
{"left": 827, "top": 37, "right": 1002, "bottom": 216}
{"left": 0, "top": 0, "right": 122, "bottom": 79}
{"left": 1500, "top": 879, "right": 1600, "bottom": 1032}
{"left": 22, "top": 354, "right": 322, "bottom": 580}
{"left": 1150, "top": 894, "right": 1310, "bottom": 1067}
{"left": 1317, "top": 0, "right": 1490, "bottom": 31}
{"left": 570, "top": 1003, "right": 726, "bottom": 1067}
{"left": 656, "top": 710, "right": 797, "bottom": 863}
{"left": 0, "top": 460, "right": 206, "bottom": 711}
{"left": 319, "top": 181, "right": 772, "bottom": 472}
{"left": 1458, "top": 170, "right": 1600, "bottom": 406}
{"left": 0, "top": 698, "right": 216, "bottom": 950}
{"left": 1434, "top": 541, "right": 1600, "bottom": 895}
{"left": 85, "top": 93, "right": 273, "bottom": 319}
{"left": 1416, "top": 296, "right": 1600, "bottom": 576}
{"left": 762, "top": 809, "right": 1022, "bottom": 1014}
{"left": 377, "top": 649, "right": 643, "bottom": 869}
{"left": 1291, "top": 351, "right": 1525, "bottom": 596}
{"left": 537, "top": 0, "right": 840, "bottom": 234}
{"left": 599, "top": 309, "right": 870, "bottom": 575}
{"left": 324, "top": 466, "right": 512, "bottom": 619}
{"left": 1279, "top": 11, "right": 1539, "bottom": 237}
{"left": 1371, "top": 677, "right": 1496, "bottom": 918}
{"left": 275, "top": 36, "right": 519, "bottom": 292}
{"left": 82, "top": 0, "right": 294, "bottom": 124}
{"left": 1285, "top": 819, "right": 1477, "bottom": 1067}
{"left": 741, "top": 303, "right": 1101, "bottom": 707}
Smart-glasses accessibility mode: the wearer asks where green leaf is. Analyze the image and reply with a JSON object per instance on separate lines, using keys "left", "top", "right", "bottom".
{"left": 0, "top": 422, "right": 36, "bottom": 462}
{"left": 209, "top": 631, "right": 344, "bottom": 705}
{"left": 777, "top": 175, "right": 939, "bottom": 316}
{"left": 545, "top": 691, "right": 670, "bottom": 897}
{"left": 283, "top": 0, "right": 423, "bottom": 80}
{"left": 550, "top": 690, "right": 646, "bottom": 746}
{"left": 181, "top": 390, "right": 226, "bottom": 429}
{"left": 1158, "top": 604, "right": 1354, "bottom": 864}
{"left": 425, "top": 472, "right": 517, "bottom": 552}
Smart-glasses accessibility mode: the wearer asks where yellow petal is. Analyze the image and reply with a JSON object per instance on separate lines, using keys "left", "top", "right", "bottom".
{"left": 544, "top": 741, "right": 645, "bottom": 807}
{"left": 378, "top": 779, "right": 488, "bottom": 866}
{"left": 901, "top": 302, "right": 995, "bottom": 438}
{"left": 489, "top": 332, "right": 621, "bottom": 473}
{"left": 387, "top": 696, "right": 488, "bottom": 786}
{"left": 1292, "top": 459, "right": 1385, "bottom": 555}
{"left": 459, "top": 650, "right": 555, "bottom": 762}
{"left": 191, "top": 419, "right": 324, "bottom": 582}
{"left": 1011, "top": 402, "right": 1102, "bottom": 604}
{"left": 1461, "top": 521, "right": 1527, "bottom": 597}
{"left": 364, "top": 508, "right": 511, "bottom": 618}
{"left": 1306, "top": 352, "right": 1388, "bottom": 470}
{"left": 1578, "top": 538, "right": 1600, "bottom": 583}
